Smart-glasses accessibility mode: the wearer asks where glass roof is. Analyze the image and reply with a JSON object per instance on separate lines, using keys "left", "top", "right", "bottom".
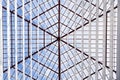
{"left": 2, "top": 0, "right": 117, "bottom": 80}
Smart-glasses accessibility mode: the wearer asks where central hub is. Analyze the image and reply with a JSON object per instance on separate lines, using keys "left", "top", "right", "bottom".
{"left": 57, "top": 37, "right": 61, "bottom": 41}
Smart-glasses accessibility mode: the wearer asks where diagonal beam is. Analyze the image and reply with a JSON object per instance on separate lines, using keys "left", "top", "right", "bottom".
{"left": 3, "top": 40, "right": 57, "bottom": 73}
{"left": 83, "top": 68, "right": 103, "bottom": 80}
{"left": 32, "top": 58, "right": 58, "bottom": 74}
{"left": 61, "top": 40, "right": 116, "bottom": 73}
{"left": 61, "top": 5, "right": 117, "bottom": 38}
{"left": 61, "top": 56, "right": 89, "bottom": 73}
{"left": 61, "top": 4, "right": 89, "bottom": 22}
{"left": 32, "top": 4, "right": 58, "bottom": 20}
{"left": 2, "top": 6, "right": 57, "bottom": 39}
{"left": 12, "top": 0, "right": 34, "bottom": 12}
{"left": 69, "top": 0, "right": 103, "bottom": 11}
{"left": 85, "top": 0, "right": 103, "bottom": 11}
{"left": 13, "top": 67, "right": 36, "bottom": 80}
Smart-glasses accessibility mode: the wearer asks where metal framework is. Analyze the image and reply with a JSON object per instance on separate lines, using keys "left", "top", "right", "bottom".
{"left": 0, "top": 0, "right": 118, "bottom": 80}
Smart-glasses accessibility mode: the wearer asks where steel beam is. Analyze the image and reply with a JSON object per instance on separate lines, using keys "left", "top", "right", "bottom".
{"left": 61, "top": 40, "right": 116, "bottom": 73}
{"left": 32, "top": 58, "right": 58, "bottom": 74}
{"left": 61, "top": 4, "right": 89, "bottom": 21}
{"left": 12, "top": 0, "right": 34, "bottom": 12}
{"left": 85, "top": 0, "right": 103, "bottom": 11}
{"left": 58, "top": 0, "right": 61, "bottom": 80}
{"left": 2, "top": 6, "right": 57, "bottom": 39}
{"left": 83, "top": 68, "right": 103, "bottom": 80}
{"left": 61, "top": 6, "right": 117, "bottom": 39}
{"left": 3, "top": 40, "right": 57, "bottom": 73}
{"left": 13, "top": 67, "right": 36, "bottom": 80}
{"left": 32, "top": 4, "right": 58, "bottom": 20}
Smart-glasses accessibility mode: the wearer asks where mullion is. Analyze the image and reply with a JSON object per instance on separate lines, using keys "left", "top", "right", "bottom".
{"left": 39, "top": 51, "right": 57, "bottom": 68}
{"left": 49, "top": 58, "right": 58, "bottom": 72}
{"left": 61, "top": 4, "right": 89, "bottom": 22}
{"left": 61, "top": 5, "right": 117, "bottom": 42}
{"left": 61, "top": 45, "right": 72, "bottom": 69}
{"left": 45, "top": 22, "right": 58, "bottom": 30}
{"left": 42, "top": 16, "right": 58, "bottom": 35}
{"left": 44, "top": 58, "right": 57, "bottom": 79}
{"left": 60, "top": 1, "right": 71, "bottom": 19}
{"left": 61, "top": 46, "right": 73, "bottom": 56}
{"left": 47, "top": 0, "right": 58, "bottom": 20}
{"left": 61, "top": 19, "right": 78, "bottom": 31}
{"left": 83, "top": 4, "right": 95, "bottom": 21}
{"left": 60, "top": 4, "right": 76, "bottom": 24}
{"left": 62, "top": 40, "right": 116, "bottom": 73}
{"left": 39, "top": 13, "right": 57, "bottom": 28}
{"left": 49, "top": 71, "right": 57, "bottom": 80}
{"left": 63, "top": 50, "right": 75, "bottom": 70}
{"left": 26, "top": 62, "right": 37, "bottom": 80}
{"left": 32, "top": 4, "right": 58, "bottom": 20}
{"left": 60, "top": 14, "right": 80, "bottom": 30}
{"left": 46, "top": 45, "right": 58, "bottom": 56}
{"left": 60, "top": 10, "right": 81, "bottom": 27}
{"left": 15, "top": 0, "right": 33, "bottom": 12}
{"left": 44, "top": 51, "right": 54, "bottom": 68}
{"left": 40, "top": 68, "right": 51, "bottom": 80}
{"left": 39, "top": 4, "right": 57, "bottom": 36}
{"left": 24, "top": 3, "right": 30, "bottom": 14}
{"left": 61, "top": 43, "right": 73, "bottom": 55}
{"left": 60, "top": 23, "right": 73, "bottom": 36}
{"left": 60, "top": 4, "right": 75, "bottom": 35}
{"left": 41, "top": 0, "right": 57, "bottom": 24}
{"left": 32, "top": 58, "right": 57, "bottom": 74}
{"left": 46, "top": 48, "right": 57, "bottom": 56}
{"left": 9, "top": 1, "right": 14, "bottom": 11}
{"left": 47, "top": 54, "right": 57, "bottom": 71}
{"left": 68, "top": 67, "right": 77, "bottom": 80}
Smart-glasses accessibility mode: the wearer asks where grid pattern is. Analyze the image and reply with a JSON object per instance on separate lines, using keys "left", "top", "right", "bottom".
{"left": 1, "top": 0, "right": 118, "bottom": 80}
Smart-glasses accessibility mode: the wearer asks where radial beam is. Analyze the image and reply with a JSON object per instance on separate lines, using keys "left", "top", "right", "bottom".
{"left": 32, "top": 4, "right": 58, "bottom": 20}
{"left": 61, "top": 6, "right": 117, "bottom": 39}
{"left": 61, "top": 40, "right": 116, "bottom": 73}
{"left": 2, "top": 6, "right": 57, "bottom": 39}
{"left": 61, "top": 4, "right": 89, "bottom": 21}
{"left": 3, "top": 40, "right": 57, "bottom": 73}
{"left": 58, "top": 0, "right": 61, "bottom": 80}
